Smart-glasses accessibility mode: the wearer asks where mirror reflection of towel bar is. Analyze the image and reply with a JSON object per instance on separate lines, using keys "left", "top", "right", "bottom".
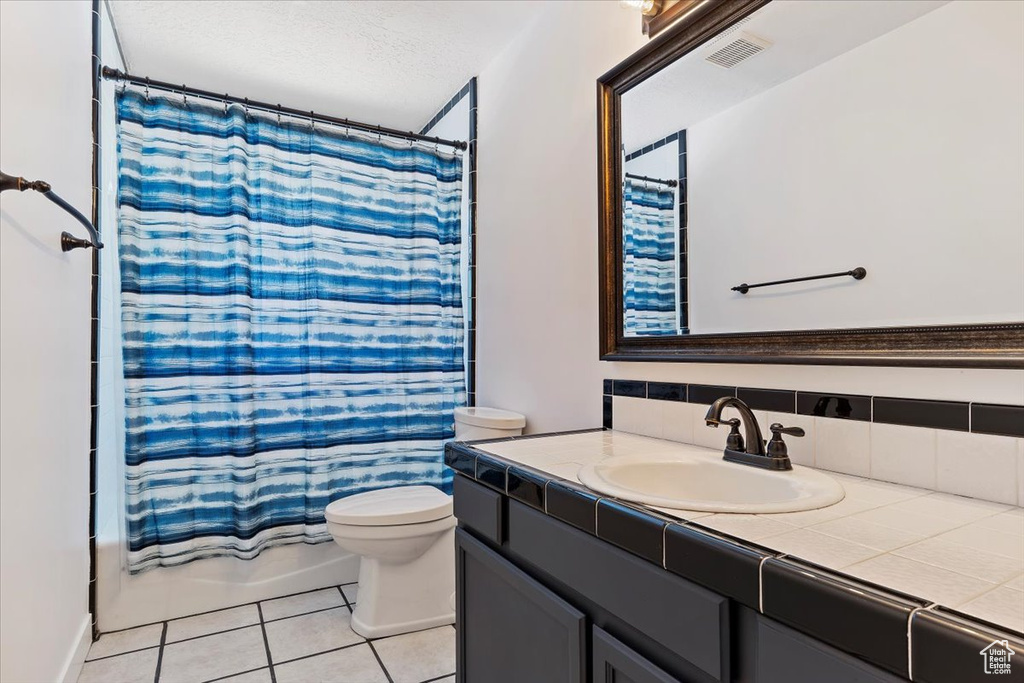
{"left": 0, "top": 171, "right": 103, "bottom": 251}
{"left": 732, "top": 267, "right": 866, "bottom": 294}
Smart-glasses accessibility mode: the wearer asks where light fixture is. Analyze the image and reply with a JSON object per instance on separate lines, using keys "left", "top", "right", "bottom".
{"left": 620, "top": 0, "right": 663, "bottom": 18}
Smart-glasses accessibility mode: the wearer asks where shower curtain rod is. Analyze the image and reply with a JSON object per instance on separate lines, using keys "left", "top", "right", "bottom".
{"left": 624, "top": 172, "right": 678, "bottom": 187}
{"left": 100, "top": 67, "right": 468, "bottom": 151}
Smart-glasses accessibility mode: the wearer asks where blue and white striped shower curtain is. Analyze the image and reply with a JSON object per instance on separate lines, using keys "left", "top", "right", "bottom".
{"left": 623, "top": 178, "right": 677, "bottom": 336}
{"left": 116, "top": 88, "right": 465, "bottom": 572}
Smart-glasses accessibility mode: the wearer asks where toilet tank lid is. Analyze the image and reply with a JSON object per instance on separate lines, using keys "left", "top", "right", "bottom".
{"left": 325, "top": 486, "right": 452, "bottom": 526}
{"left": 455, "top": 407, "right": 526, "bottom": 429}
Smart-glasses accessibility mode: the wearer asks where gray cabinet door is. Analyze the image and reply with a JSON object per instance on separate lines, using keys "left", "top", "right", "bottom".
{"left": 455, "top": 528, "right": 586, "bottom": 683}
{"left": 757, "top": 618, "right": 906, "bottom": 683}
{"left": 593, "top": 626, "right": 682, "bottom": 683}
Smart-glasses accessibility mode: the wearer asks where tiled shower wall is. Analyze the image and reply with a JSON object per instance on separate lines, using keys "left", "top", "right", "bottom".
{"left": 603, "top": 380, "right": 1024, "bottom": 507}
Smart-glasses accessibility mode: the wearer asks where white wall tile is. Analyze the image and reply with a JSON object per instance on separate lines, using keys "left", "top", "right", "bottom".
{"left": 1017, "top": 439, "right": 1024, "bottom": 507}
{"left": 612, "top": 396, "right": 662, "bottom": 439}
{"left": 661, "top": 401, "right": 695, "bottom": 444}
{"left": 869, "top": 423, "right": 937, "bottom": 489}
{"left": 814, "top": 418, "right": 871, "bottom": 476}
{"left": 936, "top": 431, "right": 1019, "bottom": 505}
{"left": 763, "top": 411, "right": 816, "bottom": 466}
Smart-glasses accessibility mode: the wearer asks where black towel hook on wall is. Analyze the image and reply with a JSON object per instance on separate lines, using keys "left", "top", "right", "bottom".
{"left": 1, "top": 171, "right": 103, "bottom": 251}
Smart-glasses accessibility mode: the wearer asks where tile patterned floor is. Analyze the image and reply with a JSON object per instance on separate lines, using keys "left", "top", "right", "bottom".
{"left": 78, "top": 584, "right": 456, "bottom": 683}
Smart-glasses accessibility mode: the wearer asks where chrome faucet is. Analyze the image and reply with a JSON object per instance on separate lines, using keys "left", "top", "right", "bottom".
{"left": 704, "top": 396, "right": 800, "bottom": 471}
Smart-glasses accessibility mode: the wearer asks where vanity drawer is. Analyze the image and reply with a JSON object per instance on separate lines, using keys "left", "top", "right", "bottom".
{"left": 508, "top": 501, "right": 730, "bottom": 682}
{"left": 756, "top": 618, "right": 905, "bottom": 683}
{"left": 452, "top": 474, "right": 504, "bottom": 544}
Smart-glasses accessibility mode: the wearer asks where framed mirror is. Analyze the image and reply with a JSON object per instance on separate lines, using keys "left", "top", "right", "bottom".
{"left": 598, "top": 0, "right": 1024, "bottom": 367}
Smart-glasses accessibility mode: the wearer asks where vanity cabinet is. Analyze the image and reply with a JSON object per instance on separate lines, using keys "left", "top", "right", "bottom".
{"left": 593, "top": 627, "right": 682, "bottom": 683}
{"left": 455, "top": 528, "right": 586, "bottom": 683}
{"left": 453, "top": 474, "right": 908, "bottom": 683}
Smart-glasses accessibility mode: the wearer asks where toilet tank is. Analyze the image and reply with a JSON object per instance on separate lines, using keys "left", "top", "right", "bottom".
{"left": 454, "top": 407, "right": 526, "bottom": 441}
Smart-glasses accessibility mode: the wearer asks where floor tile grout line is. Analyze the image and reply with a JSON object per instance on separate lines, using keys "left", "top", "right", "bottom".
{"left": 84, "top": 643, "right": 161, "bottom": 663}
{"left": 153, "top": 622, "right": 167, "bottom": 683}
{"left": 202, "top": 665, "right": 272, "bottom": 683}
{"left": 272, "top": 640, "right": 369, "bottom": 667}
{"left": 265, "top": 603, "right": 350, "bottom": 625}
{"left": 366, "top": 639, "right": 395, "bottom": 683}
{"left": 93, "top": 583, "right": 359, "bottom": 638}
{"left": 256, "top": 603, "right": 277, "bottom": 683}
{"left": 419, "top": 674, "right": 457, "bottom": 683}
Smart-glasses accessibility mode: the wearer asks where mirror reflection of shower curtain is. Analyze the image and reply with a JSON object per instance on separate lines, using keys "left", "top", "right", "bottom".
{"left": 116, "top": 88, "right": 465, "bottom": 573}
{"left": 623, "top": 178, "right": 677, "bottom": 336}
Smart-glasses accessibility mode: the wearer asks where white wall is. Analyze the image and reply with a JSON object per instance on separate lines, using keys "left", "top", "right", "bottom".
{"left": 0, "top": 2, "right": 94, "bottom": 681}
{"left": 686, "top": 0, "right": 1024, "bottom": 333}
{"left": 475, "top": 0, "right": 1024, "bottom": 436}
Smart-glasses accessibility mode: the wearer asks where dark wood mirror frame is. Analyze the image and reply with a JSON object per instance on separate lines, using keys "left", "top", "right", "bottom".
{"left": 598, "top": 0, "right": 1024, "bottom": 368}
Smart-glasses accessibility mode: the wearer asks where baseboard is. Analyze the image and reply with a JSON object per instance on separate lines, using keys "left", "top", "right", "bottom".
{"left": 59, "top": 613, "right": 92, "bottom": 683}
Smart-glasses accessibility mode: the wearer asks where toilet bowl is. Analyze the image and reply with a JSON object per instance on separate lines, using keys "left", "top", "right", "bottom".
{"left": 326, "top": 486, "right": 456, "bottom": 638}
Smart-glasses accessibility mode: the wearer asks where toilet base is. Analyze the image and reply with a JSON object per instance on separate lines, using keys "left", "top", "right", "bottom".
{"left": 348, "top": 526, "right": 456, "bottom": 639}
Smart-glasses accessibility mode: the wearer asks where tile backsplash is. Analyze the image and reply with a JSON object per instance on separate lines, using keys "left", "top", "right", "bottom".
{"left": 603, "top": 380, "right": 1024, "bottom": 506}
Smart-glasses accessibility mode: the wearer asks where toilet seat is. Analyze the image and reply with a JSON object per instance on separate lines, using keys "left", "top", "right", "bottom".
{"left": 325, "top": 486, "right": 452, "bottom": 527}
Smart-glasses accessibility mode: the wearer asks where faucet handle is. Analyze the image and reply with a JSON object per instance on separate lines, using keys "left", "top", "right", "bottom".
{"left": 769, "top": 423, "right": 805, "bottom": 438}
{"left": 767, "top": 423, "right": 804, "bottom": 460}
{"left": 718, "top": 418, "right": 745, "bottom": 452}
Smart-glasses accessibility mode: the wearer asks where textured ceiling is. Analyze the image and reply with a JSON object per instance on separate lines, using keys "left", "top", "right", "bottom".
{"left": 107, "top": 0, "right": 545, "bottom": 131}
{"left": 622, "top": 0, "right": 949, "bottom": 151}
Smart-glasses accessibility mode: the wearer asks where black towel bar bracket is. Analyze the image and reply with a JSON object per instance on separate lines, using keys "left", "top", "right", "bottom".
{"left": 732, "top": 267, "right": 866, "bottom": 294}
{"left": 0, "top": 170, "right": 103, "bottom": 251}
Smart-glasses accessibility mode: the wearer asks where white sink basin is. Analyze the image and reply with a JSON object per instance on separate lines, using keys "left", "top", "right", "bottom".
{"left": 578, "top": 447, "right": 844, "bottom": 513}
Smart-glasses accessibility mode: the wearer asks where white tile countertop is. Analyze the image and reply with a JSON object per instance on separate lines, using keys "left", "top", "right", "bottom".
{"left": 474, "top": 430, "right": 1024, "bottom": 633}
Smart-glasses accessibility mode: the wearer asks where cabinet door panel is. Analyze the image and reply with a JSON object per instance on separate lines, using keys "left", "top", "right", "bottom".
{"left": 594, "top": 626, "right": 682, "bottom": 683}
{"left": 456, "top": 528, "right": 586, "bottom": 683}
{"left": 757, "top": 617, "right": 905, "bottom": 683}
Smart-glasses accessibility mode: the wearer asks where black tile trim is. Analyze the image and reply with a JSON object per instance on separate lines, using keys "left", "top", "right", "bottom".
{"left": 507, "top": 465, "right": 546, "bottom": 510}
{"left": 613, "top": 379, "right": 647, "bottom": 398}
{"left": 647, "top": 382, "right": 686, "bottom": 402}
{"left": 624, "top": 130, "right": 680, "bottom": 161}
{"left": 545, "top": 480, "right": 599, "bottom": 534}
{"left": 596, "top": 499, "right": 666, "bottom": 565}
{"left": 602, "top": 395, "right": 613, "bottom": 429}
{"left": 687, "top": 384, "right": 736, "bottom": 405}
{"left": 797, "top": 391, "right": 872, "bottom": 421}
{"left": 445, "top": 438, "right": 1019, "bottom": 676}
{"left": 474, "top": 454, "right": 508, "bottom": 492}
{"left": 873, "top": 397, "right": 969, "bottom": 432}
{"left": 664, "top": 523, "right": 768, "bottom": 609}
{"left": 601, "top": 379, "right": 1023, "bottom": 435}
{"left": 971, "top": 402, "right": 1024, "bottom": 438}
{"left": 761, "top": 558, "right": 923, "bottom": 677}
{"left": 736, "top": 387, "right": 795, "bottom": 414}
{"left": 912, "top": 608, "right": 1024, "bottom": 683}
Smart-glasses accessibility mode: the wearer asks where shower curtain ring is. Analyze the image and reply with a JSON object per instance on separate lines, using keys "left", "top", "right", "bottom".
{"left": 144, "top": 77, "right": 150, "bottom": 100}
{"left": 344, "top": 118, "right": 349, "bottom": 138}
{"left": 244, "top": 97, "right": 249, "bottom": 117}
{"left": 277, "top": 104, "right": 282, "bottom": 125}
{"left": 182, "top": 84, "right": 188, "bottom": 108}
{"left": 310, "top": 110, "right": 315, "bottom": 131}
{"left": 224, "top": 94, "right": 229, "bottom": 115}
{"left": 377, "top": 125, "right": 382, "bottom": 144}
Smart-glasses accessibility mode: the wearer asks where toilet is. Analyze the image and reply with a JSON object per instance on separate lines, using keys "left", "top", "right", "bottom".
{"left": 326, "top": 406, "right": 524, "bottom": 638}
{"left": 454, "top": 406, "right": 526, "bottom": 440}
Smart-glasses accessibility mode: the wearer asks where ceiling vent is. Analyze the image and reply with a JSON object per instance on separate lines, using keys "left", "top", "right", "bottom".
{"left": 704, "top": 32, "right": 772, "bottom": 69}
